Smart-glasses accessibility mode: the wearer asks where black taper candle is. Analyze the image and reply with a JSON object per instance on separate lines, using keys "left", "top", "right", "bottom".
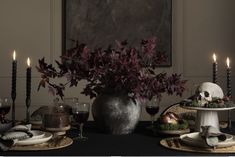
{"left": 226, "top": 57, "right": 232, "bottom": 130}
{"left": 11, "top": 51, "right": 17, "bottom": 126}
{"left": 227, "top": 66, "right": 232, "bottom": 97}
{"left": 26, "top": 58, "right": 31, "bottom": 123}
{"left": 213, "top": 62, "right": 218, "bottom": 83}
{"left": 26, "top": 68, "right": 31, "bottom": 99}
{"left": 212, "top": 53, "right": 218, "bottom": 83}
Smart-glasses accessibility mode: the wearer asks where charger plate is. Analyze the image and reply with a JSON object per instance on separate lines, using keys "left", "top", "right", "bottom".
{"left": 160, "top": 137, "right": 235, "bottom": 153}
{"left": 10, "top": 136, "right": 73, "bottom": 151}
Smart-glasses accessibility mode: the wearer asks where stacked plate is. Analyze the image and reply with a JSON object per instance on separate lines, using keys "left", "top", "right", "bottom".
{"left": 180, "top": 132, "right": 235, "bottom": 148}
{"left": 15, "top": 130, "right": 52, "bottom": 146}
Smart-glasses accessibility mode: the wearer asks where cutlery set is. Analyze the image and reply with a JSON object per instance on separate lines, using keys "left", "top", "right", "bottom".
{"left": 166, "top": 138, "right": 181, "bottom": 148}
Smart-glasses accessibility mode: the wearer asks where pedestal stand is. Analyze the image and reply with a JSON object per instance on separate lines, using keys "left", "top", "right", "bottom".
{"left": 181, "top": 106, "right": 235, "bottom": 131}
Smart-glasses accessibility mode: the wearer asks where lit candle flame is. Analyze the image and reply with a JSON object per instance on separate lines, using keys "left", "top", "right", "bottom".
{"left": 27, "top": 57, "right": 31, "bottom": 67}
{"left": 226, "top": 57, "right": 230, "bottom": 68}
{"left": 13, "top": 50, "right": 16, "bottom": 61}
{"left": 213, "top": 53, "right": 217, "bottom": 62}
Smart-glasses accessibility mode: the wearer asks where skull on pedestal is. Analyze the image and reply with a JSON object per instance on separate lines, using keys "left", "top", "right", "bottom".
{"left": 196, "top": 82, "right": 224, "bottom": 106}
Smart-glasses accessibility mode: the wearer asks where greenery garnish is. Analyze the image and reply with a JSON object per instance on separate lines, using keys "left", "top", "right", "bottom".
{"left": 180, "top": 96, "right": 235, "bottom": 108}
{"left": 156, "top": 119, "right": 188, "bottom": 131}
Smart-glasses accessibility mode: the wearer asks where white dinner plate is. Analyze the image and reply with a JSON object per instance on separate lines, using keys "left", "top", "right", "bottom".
{"left": 180, "top": 132, "right": 235, "bottom": 148}
{"left": 16, "top": 132, "right": 52, "bottom": 146}
{"left": 29, "top": 130, "right": 45, "bottom": 139}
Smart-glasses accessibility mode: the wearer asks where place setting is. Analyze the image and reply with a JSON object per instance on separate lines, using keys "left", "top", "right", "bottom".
{"left": 0, "top": 100, "right": 74, "bottom": 151}
{"left": 0, "top": 49, "right": 97, "bottom": 152}
{"left": 0, "top": 52, "right": 74, "bottom": 151}
{"left": 160, "top": 125, "right": 235, "bottom": 153}
{"left": 159, "top": 53, "right": 235, "bottom": 153}
{"left": 0, "top": 124, "right": 52, "bottom": 151}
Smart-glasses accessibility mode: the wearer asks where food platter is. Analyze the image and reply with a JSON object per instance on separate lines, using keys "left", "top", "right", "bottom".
{"left": 156, "top": 111, "right": 190, "bottom": 135}
{"left": 181, "top": 105, "right": 235, "bottom": 111}
{"left": 156, "top": 128, "right": 190, "bottom": 135}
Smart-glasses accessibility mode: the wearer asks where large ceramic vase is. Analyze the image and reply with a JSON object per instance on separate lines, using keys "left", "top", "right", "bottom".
{"left": 92, "top": 91, "right": 141, "bottom": 134}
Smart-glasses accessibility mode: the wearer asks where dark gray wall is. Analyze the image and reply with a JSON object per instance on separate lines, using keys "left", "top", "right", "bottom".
{"left": 65, "top": 0, "right": 172, "bottom": 66}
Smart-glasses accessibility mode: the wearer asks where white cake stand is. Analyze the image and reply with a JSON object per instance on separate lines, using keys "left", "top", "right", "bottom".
{"left": 181, "top": 106, "right": 235, "bottom": 131}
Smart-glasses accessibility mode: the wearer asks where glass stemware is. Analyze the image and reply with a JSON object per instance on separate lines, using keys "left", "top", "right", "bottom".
{"left": 145, "top": 97, "right": 160, "bottom": 129}
{"left": 0, "top": 98, "right": 11, "bottom": 124}
{"left": 72, "top": 102, "right": 90, "bottom": 140}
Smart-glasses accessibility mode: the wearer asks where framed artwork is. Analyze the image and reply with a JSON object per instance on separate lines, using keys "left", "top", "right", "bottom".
{"left": 62, "top": 0, "right": 172, "bottom": 66}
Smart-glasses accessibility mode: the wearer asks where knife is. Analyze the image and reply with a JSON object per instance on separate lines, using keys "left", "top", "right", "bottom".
{"left": 173, "top": 138, "right": 180, "bottom": 148}
{"left": 166, "top": 139, "right": 173, "bottom": 147}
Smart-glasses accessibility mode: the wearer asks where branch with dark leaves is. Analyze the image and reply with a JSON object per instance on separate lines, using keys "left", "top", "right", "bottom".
{"left": 36, "top": 38, "right": 187, "bottom": 101}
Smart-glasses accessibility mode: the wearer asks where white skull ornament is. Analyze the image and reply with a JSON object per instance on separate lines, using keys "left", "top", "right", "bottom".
{"left": 196, "top": 82, "right": 224, "bottom": 106}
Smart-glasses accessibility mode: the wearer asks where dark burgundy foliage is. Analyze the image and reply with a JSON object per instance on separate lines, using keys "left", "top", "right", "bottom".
{"left": 37, "top": 37, "right": 187, "bottom": 101}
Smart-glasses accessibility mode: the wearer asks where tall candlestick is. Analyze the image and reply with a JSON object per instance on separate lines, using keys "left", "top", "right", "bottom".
{"left": 226, "top": 57, "right": 232, "bottom": 130}
{"left": 26, "top": 57, "right": 31, "bottom": 123}
{"left": 11, "top": 50, "right": 17, "bottom": 126}
{"left": 212, "top": 53, "right": 218, "bottom": 83}
{"left": 226, "top": 57, "right": 231, "bottom": 97}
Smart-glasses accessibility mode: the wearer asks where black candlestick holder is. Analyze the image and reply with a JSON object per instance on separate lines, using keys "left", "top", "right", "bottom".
{"left": 26, "top": 98, "right": 31, "bottom": 123}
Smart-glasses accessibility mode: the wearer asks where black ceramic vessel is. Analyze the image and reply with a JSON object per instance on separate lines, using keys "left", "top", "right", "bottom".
{"left": 92, "top": 92, "right": 141, "bottom": 134}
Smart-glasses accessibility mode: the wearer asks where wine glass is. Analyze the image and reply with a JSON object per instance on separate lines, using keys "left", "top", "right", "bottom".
{"left": 145, "top": 97, "right": 160, "bottom": 129}
{"left": 0, "top": 97, "right": 11, "bottom": 124}
{"left": 72, "top": 102, "right": 90, "bottom": 140}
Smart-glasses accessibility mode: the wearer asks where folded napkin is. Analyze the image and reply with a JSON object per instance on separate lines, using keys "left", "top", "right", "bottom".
{"left": 0, "top": 124, "right": 32, "bottom": 151}
{"left": 200, "top": 125, "right": 227, "bottom": 147}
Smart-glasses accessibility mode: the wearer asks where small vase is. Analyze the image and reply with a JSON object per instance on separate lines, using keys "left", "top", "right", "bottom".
{"left": 92, "top": 91, "right": 141, "bottom": 134}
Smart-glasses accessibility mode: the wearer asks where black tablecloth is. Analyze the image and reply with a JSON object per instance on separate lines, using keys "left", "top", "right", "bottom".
{"left": 1, "top": 122, "right": 235, "bottom": 156}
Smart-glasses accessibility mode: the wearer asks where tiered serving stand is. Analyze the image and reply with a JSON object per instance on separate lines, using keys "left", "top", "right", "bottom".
{"left": 160, "top": 105, "right": 235, "bottom": 153}
{"left": 181, "top": 105, "right": 235, "bottom": 131}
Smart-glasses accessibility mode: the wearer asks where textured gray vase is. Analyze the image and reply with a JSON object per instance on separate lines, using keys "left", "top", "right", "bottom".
{"left": 92, "top": 92, "right": 141, "bottom": 134}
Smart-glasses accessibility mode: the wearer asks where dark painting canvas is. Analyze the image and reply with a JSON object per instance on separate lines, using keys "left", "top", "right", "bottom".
{"left": 63, "top": 0, "right": 172, "bottom": 66}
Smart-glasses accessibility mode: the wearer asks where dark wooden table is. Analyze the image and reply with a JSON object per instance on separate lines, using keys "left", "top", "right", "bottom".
{"left": 1, "top": 122, "right": 235, "bottom": 156}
